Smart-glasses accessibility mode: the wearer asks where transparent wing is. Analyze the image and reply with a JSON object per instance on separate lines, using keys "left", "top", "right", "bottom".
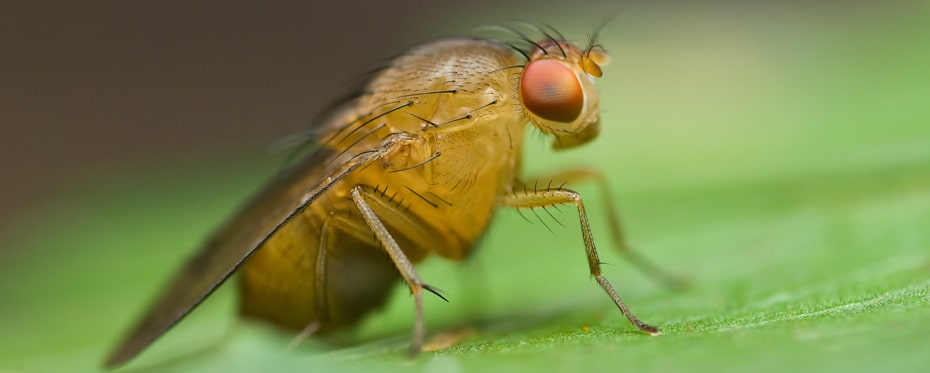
{"left": 105, "top": 147, "right": 339, "bottom": 368}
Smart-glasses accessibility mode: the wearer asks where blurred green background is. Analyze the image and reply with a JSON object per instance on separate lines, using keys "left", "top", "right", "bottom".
{"left": 2, "top": 1, "right": 929, "bottom": 372}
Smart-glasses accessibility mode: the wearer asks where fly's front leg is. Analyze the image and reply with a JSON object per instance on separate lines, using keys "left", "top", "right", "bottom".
{"left": 520, "top": 167, "right": 686, "bottom": 290}
{"left": 502, "top": 187, "right": 661, "bottom": 335}
{"left": 350, "top": 185, "right": 434, "bottom": 356}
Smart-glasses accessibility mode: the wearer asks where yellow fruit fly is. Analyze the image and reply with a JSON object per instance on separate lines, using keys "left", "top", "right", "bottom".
{"left": 105, "top": 23, "right": 677, "bottom": 368}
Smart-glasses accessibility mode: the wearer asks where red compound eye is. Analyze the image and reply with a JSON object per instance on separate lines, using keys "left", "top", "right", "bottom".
{"left": 520, "top": 60, "right": 584, "bottom": 123}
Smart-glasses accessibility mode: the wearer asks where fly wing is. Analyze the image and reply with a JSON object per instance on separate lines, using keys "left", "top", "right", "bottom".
{"left": 105, "top": 147, "right": 338, "bottom": 368}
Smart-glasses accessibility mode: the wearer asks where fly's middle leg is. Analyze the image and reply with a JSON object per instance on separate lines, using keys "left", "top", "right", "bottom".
{"left": 502, "top": 187, "right": 661, "bottom": 335}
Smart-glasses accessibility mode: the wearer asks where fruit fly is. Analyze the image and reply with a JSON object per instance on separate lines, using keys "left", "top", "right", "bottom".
{"left": 105, "top": 24, "right": 676, "bottom": 368}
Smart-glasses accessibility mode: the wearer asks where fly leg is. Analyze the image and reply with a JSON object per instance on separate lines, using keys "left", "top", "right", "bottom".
{"left": 520, "top": 167, "right": 686, "bottom": 290}
{"left": 502, "top": 187, "right": 661, "bottom": 335}
{"left": 288, "top": 213, "right": 377, "bottom": 350}
{"left": 350, "top": 185, "right": 438, "bottom": 356}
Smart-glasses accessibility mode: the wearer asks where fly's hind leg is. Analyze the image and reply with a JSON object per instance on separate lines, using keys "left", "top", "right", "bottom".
{"left": 503, "top": 187, "right": 661, "bottom": 335}
{"left": 520, "top": 167, "right": 686, "bottom": 290}
{"left": 288, "top": 213, "right": 377, "bottom": 350}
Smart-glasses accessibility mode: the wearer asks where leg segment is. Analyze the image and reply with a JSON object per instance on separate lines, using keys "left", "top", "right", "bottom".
{"left": 288, "top": 213, "right": 376, "bottom": 349}
{"left": 350, "top": 185, "right": 432, "bottom": 356}
{"left": 314, "top": 213, "right": 379, "bottom": 322}
{"left": 502, "top": 187, "right": 660, "bottom": 335}
{"left": 519, "top": 167, "right": 685, "bottom": 290}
